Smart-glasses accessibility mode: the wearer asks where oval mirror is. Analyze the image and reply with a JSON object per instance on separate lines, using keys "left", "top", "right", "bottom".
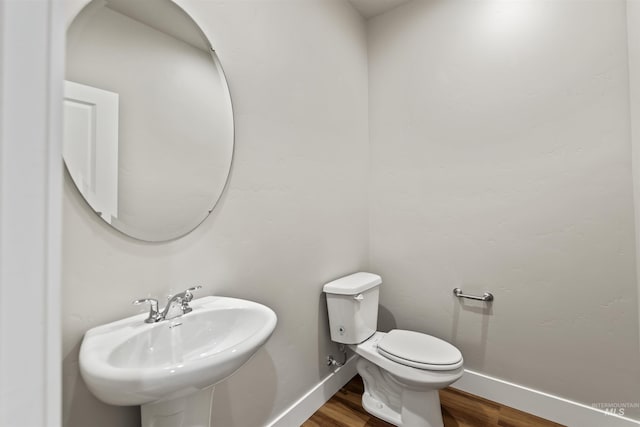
{"left": 64, "top": 0, "right": 234, "bottom": 242}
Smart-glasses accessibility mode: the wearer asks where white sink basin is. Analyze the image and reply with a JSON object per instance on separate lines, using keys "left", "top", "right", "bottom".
{"left": 79, "top": 296, "right": 277, "bottom": 409}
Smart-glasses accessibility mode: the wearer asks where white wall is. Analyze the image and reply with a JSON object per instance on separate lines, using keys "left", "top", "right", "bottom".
{"left": 62, "top": 1, "right": 369, "bottom": 426}
{"left": 368, "top": 0, "right": 640, "bottom": 420}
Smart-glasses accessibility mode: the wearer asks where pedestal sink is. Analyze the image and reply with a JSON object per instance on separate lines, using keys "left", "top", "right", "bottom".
{"left": 79, "top": 296, "right": 277, "bottom": 427}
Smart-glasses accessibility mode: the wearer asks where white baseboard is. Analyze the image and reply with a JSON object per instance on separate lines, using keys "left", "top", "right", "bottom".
{"left": 265, "top": 361, "right": 640, "bottom": 427}
{"left": 453, "top": 369, "right": 640, "bottom": 427}
{"left": 266, "top": 355, "right": 358, "bottom": 427}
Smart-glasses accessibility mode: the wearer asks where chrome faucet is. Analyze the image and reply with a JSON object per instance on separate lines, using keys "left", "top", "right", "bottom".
{"left": 133, "top": 286, "right": 202, "bottom": 323}
{"left": 132, "top": 297, "right": 161, "bottom": 323}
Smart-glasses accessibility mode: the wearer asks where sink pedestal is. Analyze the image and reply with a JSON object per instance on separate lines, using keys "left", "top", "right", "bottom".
{"left": 141, "top": 387, "right": 215, "bottom": 427}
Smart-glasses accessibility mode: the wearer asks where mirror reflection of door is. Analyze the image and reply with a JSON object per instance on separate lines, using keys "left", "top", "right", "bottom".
{"left": 65, "top": 0, "right": 234, "bottom": 242}
{"left": 64, "top": 81, "right": 119, "bottom": 224}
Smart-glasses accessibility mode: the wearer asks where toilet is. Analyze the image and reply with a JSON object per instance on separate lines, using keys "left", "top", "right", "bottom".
{"left": 323, "top": 272, "right": 463, "bottom": 427}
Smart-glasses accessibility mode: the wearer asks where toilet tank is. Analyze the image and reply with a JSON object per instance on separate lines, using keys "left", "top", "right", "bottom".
{"left": 323, "top": 272, "right": 381, "bottom": 344}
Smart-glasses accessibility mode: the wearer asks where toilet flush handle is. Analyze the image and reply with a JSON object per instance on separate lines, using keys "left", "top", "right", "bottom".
{"left": 354, "top": 293, "right": 364, "bottom": 301}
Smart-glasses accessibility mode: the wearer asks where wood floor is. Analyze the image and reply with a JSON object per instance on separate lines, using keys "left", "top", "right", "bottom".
{"left": 302, "top": 375, "right": 565, "bottom": 427}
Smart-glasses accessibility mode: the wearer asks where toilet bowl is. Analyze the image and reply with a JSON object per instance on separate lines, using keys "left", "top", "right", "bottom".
{"left": 324, "top": 272, "right": 463, "bottom": 427}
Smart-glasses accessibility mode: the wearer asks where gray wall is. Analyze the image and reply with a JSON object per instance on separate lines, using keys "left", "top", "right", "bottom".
{"left": 628, "top": 0, "right": 640, "bottom": 351}
{"left": 62, "top": 1, "right": 369, "bottom": 426}
{"left": 368, "top": 0, "right": 640, "bottom": 419}
{"left": 62, "top": 0, "right": 640, "bottom": 425}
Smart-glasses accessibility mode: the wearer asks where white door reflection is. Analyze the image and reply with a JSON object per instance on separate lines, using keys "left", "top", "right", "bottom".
{"left": 64, "top": 80, "right": 119, "bottom": 224}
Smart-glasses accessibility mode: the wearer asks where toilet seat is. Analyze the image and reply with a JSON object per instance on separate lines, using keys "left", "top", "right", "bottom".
{"left": 376, "top": 329, "right": 463, "bottom": 371}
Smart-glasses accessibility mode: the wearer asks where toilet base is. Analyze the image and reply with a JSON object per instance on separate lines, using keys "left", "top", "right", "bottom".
{"left": 357, "top": 358, "right": 445, "bottom": 427}
{"left": 362, "top": 390, "right": 402, "bottom": 425}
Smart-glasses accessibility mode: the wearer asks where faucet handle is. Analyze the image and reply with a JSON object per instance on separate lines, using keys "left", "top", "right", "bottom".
{"left": 182, "top": 285, "right": 202, "bottom": 302}
{"left": 165, "top": 286, "right": 202, "bottom": 300}
{"left": 179, "top": 285, "right": 202, "bottom": 314}
{"left": 132, "top": 298, "right": 160, "bottom": 323}
{"left": 132, "top": 297, "right": 158, "bottom": 306}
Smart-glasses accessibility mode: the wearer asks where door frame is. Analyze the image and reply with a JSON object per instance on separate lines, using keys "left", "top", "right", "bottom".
{"left": 0, "top": 1, "right": 64, "bottom": 426}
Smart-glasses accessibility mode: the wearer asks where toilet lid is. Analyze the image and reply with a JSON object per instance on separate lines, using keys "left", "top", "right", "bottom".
{"left": 376, "top": 330, "right": 463, "bottom": 371}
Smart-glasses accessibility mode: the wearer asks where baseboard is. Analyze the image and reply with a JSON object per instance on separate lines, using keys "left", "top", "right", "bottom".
{"left": 266, "top": 355, "right": 358, "bottom": 427}
{"left": 264, "top": 361, "right": 640, "bottom": 427}
{"left": 453, "top": 369, "right": 640, "bottom": 427}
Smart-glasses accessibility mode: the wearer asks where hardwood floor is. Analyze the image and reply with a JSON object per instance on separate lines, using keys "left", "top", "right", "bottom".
{"left": 302, "top": 375, "right": 565, "bottom": 427}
